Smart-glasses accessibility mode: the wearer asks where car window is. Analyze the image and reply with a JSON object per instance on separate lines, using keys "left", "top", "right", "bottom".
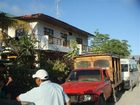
{"left": 121, "top": 64, "right": 128, "bottom": 72}
{"left": 67, "top": 70, "right": 101, "bottom": 82}
{"left": 132, "top": 64, "right": 138, "bottom": 71}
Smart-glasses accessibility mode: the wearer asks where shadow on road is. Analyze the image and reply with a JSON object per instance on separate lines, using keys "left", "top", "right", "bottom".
{"left": 107, "top": 89, "right": 126, "bottom": 105}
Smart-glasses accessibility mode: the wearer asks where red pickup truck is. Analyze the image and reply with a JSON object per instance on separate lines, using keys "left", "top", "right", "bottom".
{"left": 62, "top": 68, "right": 112, "bottom": 105}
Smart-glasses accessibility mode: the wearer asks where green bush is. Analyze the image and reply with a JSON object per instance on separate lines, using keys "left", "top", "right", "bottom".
{"left": 41, "top": 59, "right": 70, "bottom": 84}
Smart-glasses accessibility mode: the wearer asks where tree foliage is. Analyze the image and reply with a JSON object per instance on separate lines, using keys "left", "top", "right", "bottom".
{"left": 64, "top": 40, "right": 79, "bottom": 69}
{"left": 0, "top": 12, "right": 37, "bottom": 68}
{"left": 0, "top": 12, "right": 16, "bottom": 46}
{"left": 0, "top": 12, "right": 39, "bottom": 99}
{"left": 64, "top": 40, "right": 79, "bottom": 60}
{"left": 0, "top": 12, "right": 16, "bottom": 32}
{"left": 92, "top": 31, "right": 110, "bottom": 53}
{"left": 46, "top": 59, "right": 69, "bottom": 84}
{"left": 92, "top": 31, "right": 131, "bottom": 57}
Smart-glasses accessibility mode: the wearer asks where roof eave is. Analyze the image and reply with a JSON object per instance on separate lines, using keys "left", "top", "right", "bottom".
{"left": 15, "top": 13, "right": 94, "bottom": 37}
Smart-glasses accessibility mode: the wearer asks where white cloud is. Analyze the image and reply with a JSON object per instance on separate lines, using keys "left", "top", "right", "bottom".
{"left": 0, "top": 1, "right": 24, "bottom": 15}
{"left": 0, "top": 1, "right": 48, "bottom": 15}
{"left": 0, "top": 0, "right": 60, "bottom": 16}
{"left": 10, "top": 6, "right": 25, "bottom": 15}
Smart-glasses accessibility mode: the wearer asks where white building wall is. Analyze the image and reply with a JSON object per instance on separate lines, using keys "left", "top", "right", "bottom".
{"left": 29, "top": 22, "right": 38, "bottom": 35}
{"left": 7, "top": 20, "right": 89, "bottom": 53}
{"left": 8, "top": 27, "right": 15, "bottom": 38}
{"left": 36, "top": 21, "right": 88, "bottom": 45}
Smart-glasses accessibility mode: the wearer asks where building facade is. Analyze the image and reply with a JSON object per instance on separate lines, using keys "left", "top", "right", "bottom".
{"left": 8, "top": 13, "right": 93, "bottom": 54}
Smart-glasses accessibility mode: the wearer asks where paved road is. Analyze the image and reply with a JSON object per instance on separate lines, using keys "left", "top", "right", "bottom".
{"left": 107, "top": 85, "right": 140, "bottom": 105}
{"left": 108, "top": 77, "right": 140, "bottom": 105}
{"left": 115, "top": 85, "right": 140, "bottom": 105}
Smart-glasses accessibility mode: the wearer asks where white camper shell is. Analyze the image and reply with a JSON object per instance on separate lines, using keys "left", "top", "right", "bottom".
{"left": 121, "top": 58, "right": 139, "bottom": 90}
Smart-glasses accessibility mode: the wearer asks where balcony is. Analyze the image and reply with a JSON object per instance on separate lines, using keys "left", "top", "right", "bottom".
{"left": 48, "top": 36, "right": 70, "bottom": 47}
{"left": 36, "top": 35, "right": 89, "bottom": 53}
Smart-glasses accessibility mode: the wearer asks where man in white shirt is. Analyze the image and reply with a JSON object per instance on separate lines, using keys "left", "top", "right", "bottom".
{"left": 16, "top": 69, "right": 70, "bottom": 105}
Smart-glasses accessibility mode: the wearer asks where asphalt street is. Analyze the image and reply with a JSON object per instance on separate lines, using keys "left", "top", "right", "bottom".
{"left": 108, "top": 68, "right": 140, "bottom": 105}
{"left": 114, "top": 85, "right": 140, "bottom": 105}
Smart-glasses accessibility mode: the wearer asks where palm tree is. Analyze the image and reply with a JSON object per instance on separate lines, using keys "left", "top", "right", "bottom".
{"left": 0, "top": 12, "right": 16, "bottom": 47}
{"left": 0, "top": 12, "right": 16, "bottom": 33}
{"left": 0, "top": 12, "right": 37, "bottom": 65}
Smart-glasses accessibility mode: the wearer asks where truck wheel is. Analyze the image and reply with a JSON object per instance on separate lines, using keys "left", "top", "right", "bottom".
{"left": 112, "top": 87, "right": 117, "bottom": 102}
{"left": 108, "top": 92, "right": 115, "bottom": 103}
{"left": 98, "top": 96, "right": 106, "bottom": 105}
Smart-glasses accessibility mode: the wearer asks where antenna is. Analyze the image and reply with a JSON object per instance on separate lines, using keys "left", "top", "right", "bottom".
{"left": 56, "top": 0, "right": 61, "bottom": 19}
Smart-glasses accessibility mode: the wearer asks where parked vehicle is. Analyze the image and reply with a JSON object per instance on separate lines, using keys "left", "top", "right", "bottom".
{"left": 62, "top": 68, "right": 112, "bottom": 105}
{"left": 121, "top": 58, "right": 139, "bottom": 90}
{"left": 62, "top": 53, "right": 122, "bottom": 104}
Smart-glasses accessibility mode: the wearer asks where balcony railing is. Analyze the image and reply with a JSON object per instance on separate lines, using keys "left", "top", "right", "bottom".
{"left": 37, "top": 35, "right": 89, "bottom": 52}
{"left": 48, "top": 36, "right": 70, "bottom": 47}
{"left": 82, "top": 45, "right": 88, "bottom": 52}
{"left": 49, "top": 36, "right": 62, "bottom": 45}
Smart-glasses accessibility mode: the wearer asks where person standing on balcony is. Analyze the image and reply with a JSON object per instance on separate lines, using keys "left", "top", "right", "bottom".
{"left": 16, "top": 69, "right": 70, "bottom": 105}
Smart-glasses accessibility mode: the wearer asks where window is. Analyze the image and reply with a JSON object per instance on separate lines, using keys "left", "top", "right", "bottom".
{"left": 133, "top": 64, "right": 138, "bottom": 71}
{"left": 67, "top": 70, "right": 101, "bottom": 82}
{"left": 44, "top": 27, "right": 54, "bottom": 35}
{"left": 76, "top": 61, "right": 91, "bottom": 69}
{"left": 69, "top": 32, "right": 72, "bottom": 35}
{"left": 94, "top": 60, "right": 109, "bottom": 68}
{"left": 61, "top": 33, "right": 67, "bottom": 40}
{"left": 76, "top": 38, "right": 83, "bottom": 44}
{"left": 61, "top": 33, "right": 67, "bottom": 46}
{"left": 15, "top": 28, "right": 24, "bottom": 40}
{"left": 121, "top": 64, "right": 128, "bottom": 72}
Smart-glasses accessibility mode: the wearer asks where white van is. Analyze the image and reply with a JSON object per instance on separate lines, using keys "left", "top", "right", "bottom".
{"left": 121, "top": 58, "right": 139, "bottom": 90}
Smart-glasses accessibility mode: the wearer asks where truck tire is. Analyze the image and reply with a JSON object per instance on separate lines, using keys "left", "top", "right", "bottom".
{"left": 112, "top": 87, "right": 117, "bottom": 102}
{"left": 98, "top": 95, "right": 106, "bottom": 105}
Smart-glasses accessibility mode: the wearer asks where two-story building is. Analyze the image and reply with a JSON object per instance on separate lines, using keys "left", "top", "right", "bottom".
{"left": 7, "top": 13, "right": 93, "bottom": 60}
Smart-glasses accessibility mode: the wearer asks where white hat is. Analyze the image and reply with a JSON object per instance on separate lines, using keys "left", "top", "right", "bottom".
{"left": 32, "top": 69, "right": 49, "bottom": 80}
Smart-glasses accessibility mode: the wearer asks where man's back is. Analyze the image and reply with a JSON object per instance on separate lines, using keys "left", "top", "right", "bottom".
{"left": 18, "top": 81, "right": 68, "bottom": 105}
{"left": 37, "top": 81, "right": 65, "bottom": 105}
{"left": 17, "top": 69, "right": 70, "bottom": 105}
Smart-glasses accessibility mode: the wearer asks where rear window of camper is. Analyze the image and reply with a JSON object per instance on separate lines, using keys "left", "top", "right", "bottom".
{"left": 121, "top": 64, "right": 128, "bottom": 72}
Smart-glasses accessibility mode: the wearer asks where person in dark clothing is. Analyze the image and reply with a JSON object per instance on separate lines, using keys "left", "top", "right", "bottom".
{"left": 0, "top": 62, "right": 13, "bottom": 99}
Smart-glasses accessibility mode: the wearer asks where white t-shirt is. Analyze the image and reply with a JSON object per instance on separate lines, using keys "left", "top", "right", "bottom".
{"left": 19, "top": 80, "right": 69, "bottom": 105}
